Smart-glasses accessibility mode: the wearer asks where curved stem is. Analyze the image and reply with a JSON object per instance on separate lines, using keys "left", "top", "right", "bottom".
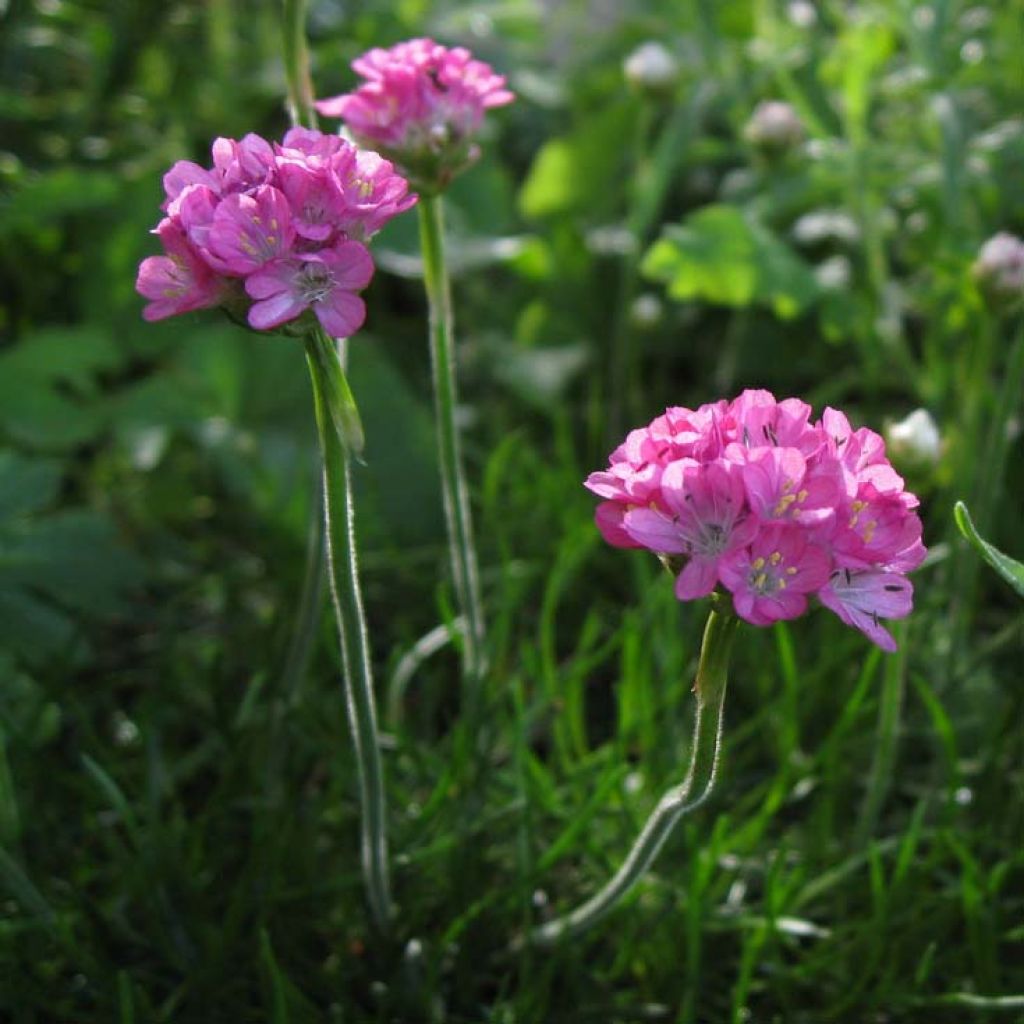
{"left": 305, "top": 326, "right": 392, "bottom": 934}
{"left": 281, "top": 0, "right": 318, "bottom": 130}
{"left": 527, "top": 608, "right": 738, "bottom": 947}
{"left": 417, "top": 195, "right": 487, "bottom": 684}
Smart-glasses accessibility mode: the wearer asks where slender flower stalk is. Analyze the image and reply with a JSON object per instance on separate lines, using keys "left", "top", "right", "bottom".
{"left": 528, "top": 606, "right": 738, "bottom": 946}
{"left": 316, "top": 38, "right": 513, "bottom": 686}
{"left": 281, "top": 0, "right": 317, "bottom": 130}
{"left": 418, "top": 195, "right": 486, "bottom": 682}
{"left": 305, "top": 324, "right": 392, "bottom": 933}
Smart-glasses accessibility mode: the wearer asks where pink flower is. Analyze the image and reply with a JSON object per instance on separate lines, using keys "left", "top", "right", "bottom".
{"left": 622, "top": 459, "right": 758, "bottom": 599}
{"left": 818, "top": 568, "right": 913, "bottom": 652}
{"left": 588, "top": 389, "right": 927, "bottom": 650}
{"left": 737, "top": 446, "right": 840, "bottom": 526}
{"left": 136, "top": 218, "right": 224, "bottom": 321}
{"left": 138, "top": 129, "right": 416, "bottom": 332}
{"left": 245, "top": 240, "right": 374, "bottom": 337}
{"left": 719, "top": 526, "right": 831, "bottom": 626}
{"left": 316, "top": 37, "right": 514, "bottom": 191}
{"left": 207, "top": 185, "right": 296, "bottom": 275}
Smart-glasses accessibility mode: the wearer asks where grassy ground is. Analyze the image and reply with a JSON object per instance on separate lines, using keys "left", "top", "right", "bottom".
{"left": 1, "top": 0, "right": 1023, "bottom": 1020}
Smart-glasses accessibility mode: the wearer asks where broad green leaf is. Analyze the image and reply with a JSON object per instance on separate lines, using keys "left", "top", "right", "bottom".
{"left": 0, "top": 454, "right": 145, "bottom": 668}
{"left": 642, "top": 204, "right": 819, "bottom": 318}
{"left": 0, "top": 327, "right": 124, "bottom": 450}
{"left": 519, "top": 101, "right": 632, "bottom": 220}
{"left": 954, "top": 501, "right": 1024, "bottom": 600}
{"left": 0, "top": 452, "right": 61, "bottom": 520}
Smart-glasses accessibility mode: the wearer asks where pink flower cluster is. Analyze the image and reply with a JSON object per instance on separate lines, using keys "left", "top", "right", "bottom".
{"left": 586, "top": 390, "right": 926, "bottom": 651}
{"left": 317, "top": 38, "right": 514, "bottom": 191}
{"left": 136, "top": 129, "right": 416, "bottom": 335}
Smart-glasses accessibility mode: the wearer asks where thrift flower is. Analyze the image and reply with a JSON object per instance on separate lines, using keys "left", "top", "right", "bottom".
{"left": 587, "top": 390, "right": 927, "bottom": 650}
{"left": 137, "top": 218, "right": 225, "bottom": 321}
{"left": 316, "top": 37, "right": 514, "bottom": 193}
{"left": 136, "top": 130, "right": 416, "bottom": 335}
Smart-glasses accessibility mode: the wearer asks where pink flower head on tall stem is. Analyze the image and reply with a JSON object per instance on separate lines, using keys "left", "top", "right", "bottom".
{"left": 316, "top": 37, "right": 514, "bottom": 193}
{"left": 587, "top": 390, "right": 927, "bottom": 650}
{"left": 136, "top": 129, "right": 417, "bottom": 335}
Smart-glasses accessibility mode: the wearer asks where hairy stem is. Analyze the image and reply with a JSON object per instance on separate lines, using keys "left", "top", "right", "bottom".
{"left": 281, "top": 0, "right": 318, "bottom": 130}
{"left": 305, "top": 326, "right": 391, "bottom": 934}
{"left": 417, "top": 194, "right": 487, "bottom": 685}
{"left": 527, "top": 608, "right": 738, "bottom": 946}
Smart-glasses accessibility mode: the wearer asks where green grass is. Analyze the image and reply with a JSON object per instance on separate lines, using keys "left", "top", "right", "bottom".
{"left": 2, "top": 0, "right": 1024, "bottom": 1020}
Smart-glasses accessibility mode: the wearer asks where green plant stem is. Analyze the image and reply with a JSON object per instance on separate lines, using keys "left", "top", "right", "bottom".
{"left": 417, "top": 195, "right": 486, "bottom": 685}
{"left": 281, "top": 0, "right": 317, "bottom": 130}
{"left": 526, "top": 607, "right": 738, "bottom": 946}
{"left": 304, "top": 326, "right": 391, "bottom": 934}
{"left": 854, "top": 623, "right": 905, "bottom": 846}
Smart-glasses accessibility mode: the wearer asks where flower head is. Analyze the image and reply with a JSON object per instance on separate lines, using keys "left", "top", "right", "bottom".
{"left": 587, "top": 390, "right": 927, "bottom": 650}
{"left": 137, "top": 130, "right": 416, "bottom": 335}
{"left": 316, "top": 37, "right": 514, "bottom": 193}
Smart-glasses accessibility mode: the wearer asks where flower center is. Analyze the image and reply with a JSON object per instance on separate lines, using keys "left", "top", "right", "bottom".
{"left": 746, "top": 550, "right": 798, "bottom": 595}
{"left": 295, "top": 263, "right": 334, "bottom": 304}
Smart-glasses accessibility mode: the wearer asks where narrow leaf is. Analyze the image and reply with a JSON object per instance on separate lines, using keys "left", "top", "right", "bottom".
{"left": 954, "top": 501, "right": 1024, "bottom": 599}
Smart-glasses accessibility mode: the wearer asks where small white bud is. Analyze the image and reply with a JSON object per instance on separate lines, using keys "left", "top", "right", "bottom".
{"left": 885, "top": 409, "right": 942, "bottom": 469}
{"left": 743, "top": 100, "right": 805, "bottom": 156}
{"left": 623, "top": 42, "right": 680, "bottom": 95}
{"left": 973, "top": 231, "right": 1024, "bottom": 309}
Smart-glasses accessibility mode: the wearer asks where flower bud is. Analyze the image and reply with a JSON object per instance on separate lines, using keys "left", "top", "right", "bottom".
{"left": 973, "top": 232, "right": 1024, "bottom": 310}
{"left": 743, "top": 100, "right": 805, "bottom": 159}
{"left": 629, "top": 293, "right": 665, "bottom": 330}
{"left": 885, "top": 408, "right": 942, "bottom": 471}
{"left": 623, "top": 42, "right": 680, "bottom": 96}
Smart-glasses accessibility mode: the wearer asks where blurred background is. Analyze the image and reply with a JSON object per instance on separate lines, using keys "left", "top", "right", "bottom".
{"left": 1, "top": 0, "right": 1023, "bottom": 1020}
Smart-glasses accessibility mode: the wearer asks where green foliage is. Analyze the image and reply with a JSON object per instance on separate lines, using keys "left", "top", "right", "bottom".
{"left": 642, "top": 204, "right": 820, "bottom": 317}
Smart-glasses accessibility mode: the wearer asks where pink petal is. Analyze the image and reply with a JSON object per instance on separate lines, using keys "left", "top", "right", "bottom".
{"left": 248, "top": 291, "right": 307, "bottom": 330}
{"left": 315, "top": 291, "right": 366, "bottom": 338}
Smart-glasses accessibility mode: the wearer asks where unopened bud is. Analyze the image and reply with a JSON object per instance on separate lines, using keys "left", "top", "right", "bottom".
{"left": 885, "top": 409, "right": 942, "bottom": 470}
{"left": 743, "top": 100, "right": 805, "bottom": 158}
{"left": 630, "top": 293, "right": 664, "bottom": 330}
{"left": 623, "top": 42, "right": 680, "bottom": 96}
{"left": 973, "top": 232, "right": 1024, "bottom": 310}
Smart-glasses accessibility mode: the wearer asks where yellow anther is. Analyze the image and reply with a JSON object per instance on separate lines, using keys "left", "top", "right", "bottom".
{"left": 753, "top": 572, "right": 768, "bottom": 590}
{"left": 797, "top": 489, "right": 808, "bottom": 502}
{"left": 786, "top": 566, "right": 798, "bottom": 575}
{"left": 752, "top": 557, "right": 766, "bottom": 570}
{"left": 777, "top": 579, "right": 787, "bottom": 589}
{"left": 774, "top": 491, "right": 798, "bottom": 516}
{"left": 769, "top": 551, "right": 783, "bottom": 565}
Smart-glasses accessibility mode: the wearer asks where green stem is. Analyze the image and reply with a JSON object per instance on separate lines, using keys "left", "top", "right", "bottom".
{"left": 281, "top": 0, "right": 318, "bottom": 130}
{"left": 304, "top": 326, "right": 391, "bottom": 934}
{"left": 854, "top": 623, "right": 905, "bottom": 846}
{"left": 527, "top": 608, "right": 738, "bottom": 946}
{"left": 417, "top": 195, "right": 486, "bottom": 683}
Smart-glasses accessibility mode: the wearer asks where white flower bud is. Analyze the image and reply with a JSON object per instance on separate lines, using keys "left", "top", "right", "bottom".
{"left": 743, "top": 100, "right": 805, "bottom": 156}
{"left": 623, "top": 42, "right": 680, "bottom": 95}
{"left": 885, "top": 409, "right": 942, "bottom": 469}
{"left": 973, "top": 231, "right": 1024, "bottom": 308}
